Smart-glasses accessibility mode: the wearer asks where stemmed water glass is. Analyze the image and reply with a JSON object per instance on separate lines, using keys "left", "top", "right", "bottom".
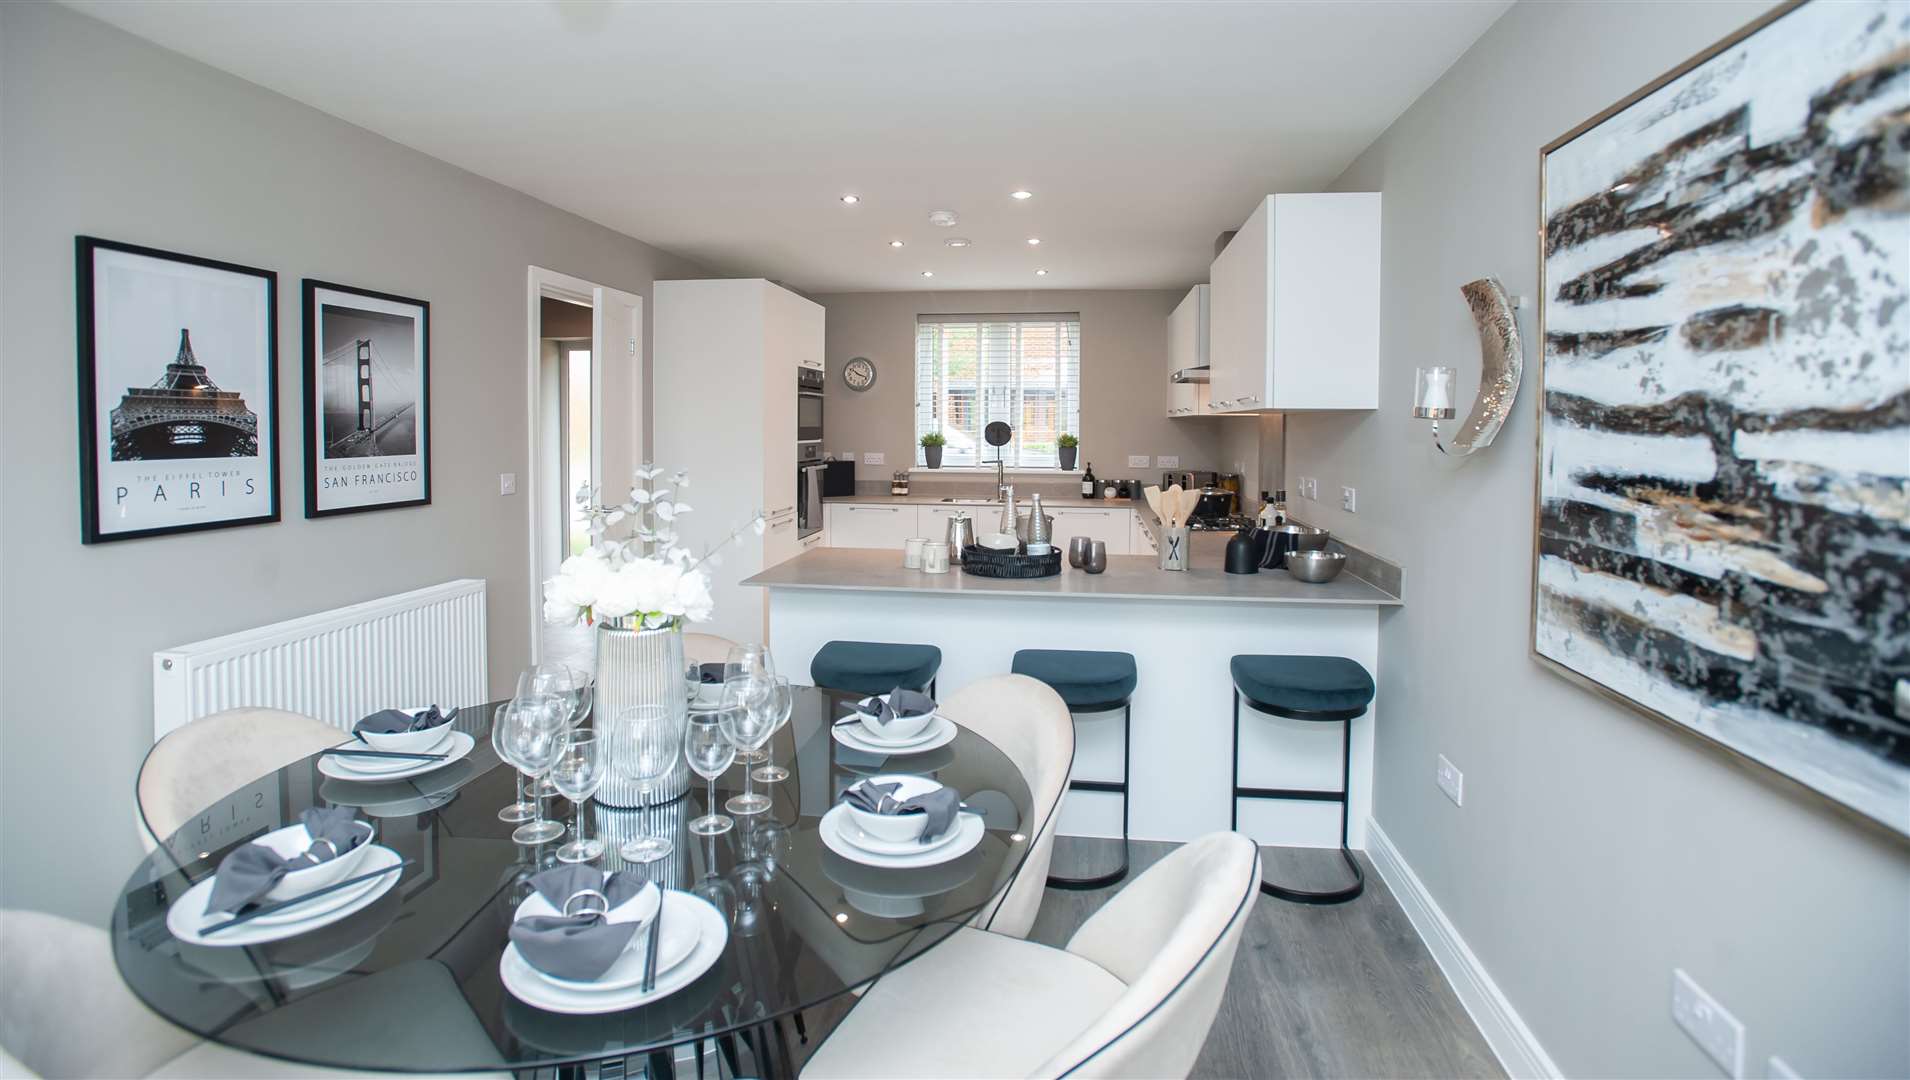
{"left": 520, "top": 664, "right": 591, "bottom": 795}
{"left": 608, "top": 705, "right": 686, "bottom": 863}
{"left": 549, "top": 730, "right": 606, "bottom": 864}
{"left": 492, "top": 703, "right": 538, "bottom": 824}
{"left": 718, "top": 678, "right": 776, "bottom": 816}
{"left": 503, "top": 696, "right": 570, "bottom": 845}
{"left": 749, "top": 676, "right": 794, "bottom": 785}
{"left": 685, "top": 711, "right": 737, "bottom": 836}
{"left": 723, "top": 645, "right": 775, "bottom": 765}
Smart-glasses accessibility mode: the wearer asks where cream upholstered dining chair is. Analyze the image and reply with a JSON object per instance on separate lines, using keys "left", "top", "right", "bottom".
{"left": 801, "top": 831, "right": 1261, "bottom": 1078}
{"left": 134, "top": 707, "right": 343, "bottom": 852}
{"left": 936, "top": 674, "right": 1075, "bottom": 940}
{"left": 0, "top": 910, "right": 509, "bottom": 1079}
{"left": 683, "top": 631, "right": 738, "bottom": 666}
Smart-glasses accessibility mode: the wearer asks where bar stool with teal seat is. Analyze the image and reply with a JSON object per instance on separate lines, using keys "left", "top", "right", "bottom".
{"left": 810, "top": 641, "right": 942, "bottom": 698}
{"left": 1011, "top": 648, "right": 1137, "bottom": 890}
{"left": 1229, "top": 654, "right": 1374, "bottom": 904}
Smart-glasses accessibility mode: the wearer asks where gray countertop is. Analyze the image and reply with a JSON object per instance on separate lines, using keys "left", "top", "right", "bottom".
{"left": 743, "top": 546, "right": 1402, "bottom": 606}
{"left": 822, "top": 493, "right": 1135, "bottom": 508}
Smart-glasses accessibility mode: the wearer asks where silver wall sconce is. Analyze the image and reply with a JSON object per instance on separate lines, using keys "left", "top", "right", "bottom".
{"left": 1414, "top": 277, "right": 1524, "bottom": 455}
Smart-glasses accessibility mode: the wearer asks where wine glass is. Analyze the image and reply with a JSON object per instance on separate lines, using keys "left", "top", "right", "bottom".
{"left": 718, "top": 679, "right": 776, "bottom": 816}
{"left": 749, "top": 676, "right": 794, "bottom": 785}
{"left": 504, "top": 696, "right": 569, "bottom": 845}
{"left": 492, "top": 703, "right": 537, "bottom": 824}
{"left": 549, "top": 730, "right": 606, "bottom": 864}
{"left": 685, "top": 711, "right": 737, "bottom": 836}
{"left": 607, "top": 705, "right": 686, "bottom": 863}
{"left": 724, "top": 645, "right": 775, "bottom": 764}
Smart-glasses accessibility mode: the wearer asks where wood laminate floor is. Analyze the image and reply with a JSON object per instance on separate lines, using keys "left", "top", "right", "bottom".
{"left": 1032, "top": 838, "right": 1504, "bottom": 1080}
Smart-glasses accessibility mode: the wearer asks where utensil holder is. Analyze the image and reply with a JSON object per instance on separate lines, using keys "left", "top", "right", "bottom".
{"left": 1158, "top": 526, "right": 1189, "bottom": 571}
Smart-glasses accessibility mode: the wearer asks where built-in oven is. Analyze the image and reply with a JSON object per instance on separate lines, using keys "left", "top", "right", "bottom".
{"left": 797, "top": 449, "right": 825, "bottom": 540}
{"left": 797, "top": 367, "right": 825, "bottom": 445}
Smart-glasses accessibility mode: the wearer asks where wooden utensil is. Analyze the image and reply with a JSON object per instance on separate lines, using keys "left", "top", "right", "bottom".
{"left": 1143, "top": 485, "right": 1163, "bottom": 521}
{"left": 1165, "top": 483, "right": 1186, "bottom": 528}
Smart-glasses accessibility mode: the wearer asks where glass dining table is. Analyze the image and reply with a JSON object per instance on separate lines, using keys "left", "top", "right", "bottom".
{"left": 110, "top": 686, "right": 1037, "bottom": 1077}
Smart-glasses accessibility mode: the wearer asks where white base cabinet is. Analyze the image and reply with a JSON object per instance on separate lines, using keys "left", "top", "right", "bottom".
{"left": 826, "top": 503, "right": 921, "bottom": 549}
{"left": 828, "top": 502, "right": 1134, "bottom": 556}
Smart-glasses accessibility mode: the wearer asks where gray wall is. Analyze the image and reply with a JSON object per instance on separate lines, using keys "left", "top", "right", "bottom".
{"left": 0, "top": 4, "right": 708, "bottom": 920}
{"left": 1284, "top": 2, "right": 1910, "bottom": 1076}
{"left": 813, "top": 290, "right": 1227, "bottom": 485}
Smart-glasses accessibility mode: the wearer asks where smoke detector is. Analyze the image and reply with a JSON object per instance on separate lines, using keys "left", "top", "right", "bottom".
{"left": 928, "top": 210, "right": 959, "bottom": 228}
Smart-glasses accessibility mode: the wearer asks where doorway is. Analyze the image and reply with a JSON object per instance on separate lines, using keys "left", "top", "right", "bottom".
{"left": 525, "top": 267, "right": 643, "bottom": 672}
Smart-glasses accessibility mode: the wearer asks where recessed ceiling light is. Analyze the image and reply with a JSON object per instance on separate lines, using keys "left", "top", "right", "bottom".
{"left": 944, "top": 237, "right": 971, "bottom": 248}
{"left": 888, "top": 239, "right": 904, "bottom": 248}
{"left": 839, "top": 193, "right": 860, "bottom": 204}
{"left": 1010, "top": 190, "right": 1034, "bottom": 200}
{"left": 921, "top": 270, "right": 934, "bottom": 277}
{"left": 1026, "top": 237, "right": 1041, "bottom": 245}
{"left": 1035, "top": 269, "right": 1049, "bottom": 276}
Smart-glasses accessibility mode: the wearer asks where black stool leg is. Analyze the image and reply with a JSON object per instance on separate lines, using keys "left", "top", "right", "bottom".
{"left": 1232, "top": 690, "right": 1365, "bottom": 905}
{"left": 1047, "top": 702, "right": 1131, "bottom": 890}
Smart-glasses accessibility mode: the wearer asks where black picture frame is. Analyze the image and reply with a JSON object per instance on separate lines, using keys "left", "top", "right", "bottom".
{"left": 301, "top": 279, "right": 432, "bottom": 518}
{"left": 75, "top": 236, "right": 281, "bottom": 544}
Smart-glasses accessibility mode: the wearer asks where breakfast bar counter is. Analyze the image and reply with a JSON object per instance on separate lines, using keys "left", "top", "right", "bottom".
{"left": 744, "top": 546, "right": 1399, "bottom": 851}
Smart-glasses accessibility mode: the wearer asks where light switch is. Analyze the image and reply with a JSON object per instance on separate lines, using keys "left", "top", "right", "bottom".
{"left": 499, "top": 473, "right": 517, "bottom": 496}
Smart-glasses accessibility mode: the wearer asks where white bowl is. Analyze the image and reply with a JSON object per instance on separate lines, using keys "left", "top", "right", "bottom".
{"left": 852, "top": 696, "right": 936, "bottom": 743}
{"left": 843, "top": 774, "right": 944, "bottom": 845}
{"left": 256, "top": 820, "right": 376, "bottom": 901}
{"left": 357, "top": 707, "right": 455, "bottom": 753}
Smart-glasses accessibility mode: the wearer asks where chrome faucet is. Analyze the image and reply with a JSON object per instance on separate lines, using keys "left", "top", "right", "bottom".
{"left": 994, "top": 454, "right": 1008, "bottom": 502}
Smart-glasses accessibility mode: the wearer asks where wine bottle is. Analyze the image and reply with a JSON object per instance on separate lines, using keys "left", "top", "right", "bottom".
{"left": 1081, "top": 462, "right": 1096, "bottom": 499}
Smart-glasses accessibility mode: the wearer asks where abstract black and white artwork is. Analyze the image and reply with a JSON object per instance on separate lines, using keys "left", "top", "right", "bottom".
{"left": 301, "top": 280, "right": 431, "bottom": 516}
{"left": 76, "top": 237, "right": 279, "bottom": 543}
{"left": 1535, "top": 0, "right": 1909, "bottom": 834}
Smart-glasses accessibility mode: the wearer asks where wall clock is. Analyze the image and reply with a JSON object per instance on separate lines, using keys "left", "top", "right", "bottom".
{"left": 842, "top": 356, "right": 877, "bottom": 392}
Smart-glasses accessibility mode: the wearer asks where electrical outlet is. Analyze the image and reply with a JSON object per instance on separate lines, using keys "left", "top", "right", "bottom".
{"left": 1127, "top": 454, "right": 1151, "bottom": 469}
{"left": 863, "top": 452, "right": 885, "bottom": 466}
{"left": 1157, "top": 455, "right": 1180, "bottom": 469}
{"left": 1341, "top": 485, "right": 1358, "bottom": 513}
{"left": 498, "top": 473, "right": 517, "bottom": 496}
{"left": 1436, "top": 754, "right": 1463, "bottom": 806}
{"left": 1672, "top": 969, "right": 1746, "bottom": 1078}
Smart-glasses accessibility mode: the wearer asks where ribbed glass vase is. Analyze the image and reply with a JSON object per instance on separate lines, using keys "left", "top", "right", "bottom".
{"left": 593, "top": 620, "right": 690, "bottom": 808}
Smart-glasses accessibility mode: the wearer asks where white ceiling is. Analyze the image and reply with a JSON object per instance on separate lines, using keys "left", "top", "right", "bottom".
{"left": 69, "top": 0, "right": 1510, "bottom": 294}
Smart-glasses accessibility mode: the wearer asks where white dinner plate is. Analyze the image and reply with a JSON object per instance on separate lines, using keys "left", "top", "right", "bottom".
{"left": 826, "top": 801, "right": 968, "bottom": 857}
{"left": 319, "top": 730, "right": 456, "bottom": 774}
{"left": 499, "top": 890, "right": 728, "bottom": 1014}
{"left": 831, "top": 716, "right": 956, "bottom": 756}
{"left": 509, "top": 886, "right": 697, "bottom": 992}
{"left": 317, "top": 731, "right": 475, "bottom": 782}
{"left": 166, "top": 845, "right": 403, "bottom": 947}
{"left": 819, "top": 805, "right": 984, "bottom": 868}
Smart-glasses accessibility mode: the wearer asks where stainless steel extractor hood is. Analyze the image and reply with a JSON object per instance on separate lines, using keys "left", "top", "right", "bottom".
{"left": 1170, "top": 366, "right": 1211, "bottom": 384}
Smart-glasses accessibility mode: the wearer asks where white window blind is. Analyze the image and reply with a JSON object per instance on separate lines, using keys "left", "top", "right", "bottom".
{"left": 915, "top": 313, "right": 1081, "bottom": 468}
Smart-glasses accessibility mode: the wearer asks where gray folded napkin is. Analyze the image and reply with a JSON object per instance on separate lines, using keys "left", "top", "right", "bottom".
{"left": 839, "top": 779, "right": 961, "bottom": 842}
{"left": 353, "top": 706, "right": 451, "bottom": 736}
{"left": 508, "top": 865, "right": 653, "bottom": 982}
{"left": 697, "top": 663, "right": 726, "bottom": 685}
{"left": 851, "top": 688, "right": 937, "bottom": 734}
{"left": 207, "top": 807, "right": 368, "bottom": 914}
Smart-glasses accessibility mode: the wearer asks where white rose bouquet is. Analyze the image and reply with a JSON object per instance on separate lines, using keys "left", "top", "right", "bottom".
{"left": 542, "top": 465, "right": 764, "bottom": 630}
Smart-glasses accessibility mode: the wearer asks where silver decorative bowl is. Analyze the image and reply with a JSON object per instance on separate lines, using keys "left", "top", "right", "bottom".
{"left": 1271, "top": 523, "right": 1330, "bottom": 551}
{"left": 1285, "top": 550, "right": 1347, "bottom": 583}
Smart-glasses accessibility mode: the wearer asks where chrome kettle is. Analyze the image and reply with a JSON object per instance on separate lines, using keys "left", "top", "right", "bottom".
{"left": 945, "top": 511, "right": 976, "bottom": 563}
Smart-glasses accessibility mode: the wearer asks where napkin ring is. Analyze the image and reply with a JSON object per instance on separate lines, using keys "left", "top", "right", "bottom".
{"left": 562, "top": 889, "right": 611, "bottom": 918}
{"left": 308, "top": 838, "right": 339, "bottom": 859}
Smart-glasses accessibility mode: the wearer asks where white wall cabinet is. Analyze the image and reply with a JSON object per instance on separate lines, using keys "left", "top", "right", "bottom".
{"left": 655, "top": 278, "right": 823, "bottom": 643}
{"left": 1208, "top": 193, "right": 1380, "bottom": 412}
{"left": 1165, "top": 284, "right": 1214, "bottom": 419}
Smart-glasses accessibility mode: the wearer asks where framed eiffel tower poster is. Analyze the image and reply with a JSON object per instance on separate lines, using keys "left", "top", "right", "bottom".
{"left": 76, "top": 237, "right": 280, "bottom": 544}
{"left": 301, "top": 279, "right": 431, "bottom": 517}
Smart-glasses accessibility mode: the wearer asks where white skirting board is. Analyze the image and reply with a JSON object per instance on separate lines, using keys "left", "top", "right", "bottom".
{"left": 1366, "top": 819, "right": 1562, "bottom": 1080}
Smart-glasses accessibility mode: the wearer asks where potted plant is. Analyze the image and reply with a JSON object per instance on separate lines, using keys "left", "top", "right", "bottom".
{"left": 920, "top": 431, "right": 946, "bottom": 469}
{"left": 1058, "top": 433, "right": 1079, "bottom": 471}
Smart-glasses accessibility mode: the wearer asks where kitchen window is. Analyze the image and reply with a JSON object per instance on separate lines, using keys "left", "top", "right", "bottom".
{"left": 915, "top": 313, "right": 1081, "bottom": 468}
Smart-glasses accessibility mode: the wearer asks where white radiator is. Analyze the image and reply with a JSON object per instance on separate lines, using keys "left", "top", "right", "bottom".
{"left": 152, "top": 579, "right": 489, "bottom": 740}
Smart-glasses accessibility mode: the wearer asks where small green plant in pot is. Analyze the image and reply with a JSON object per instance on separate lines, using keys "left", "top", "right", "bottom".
{"left": 1058, "top": 433, "right": 1079, "bottom": 471}
{"left": 920, "top": 431, "right": 947, "bottom": 469}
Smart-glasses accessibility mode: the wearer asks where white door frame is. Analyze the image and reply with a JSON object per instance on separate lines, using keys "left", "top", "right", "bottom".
{"left": 524, "top": 266, "right": 644, "bottom": 665}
